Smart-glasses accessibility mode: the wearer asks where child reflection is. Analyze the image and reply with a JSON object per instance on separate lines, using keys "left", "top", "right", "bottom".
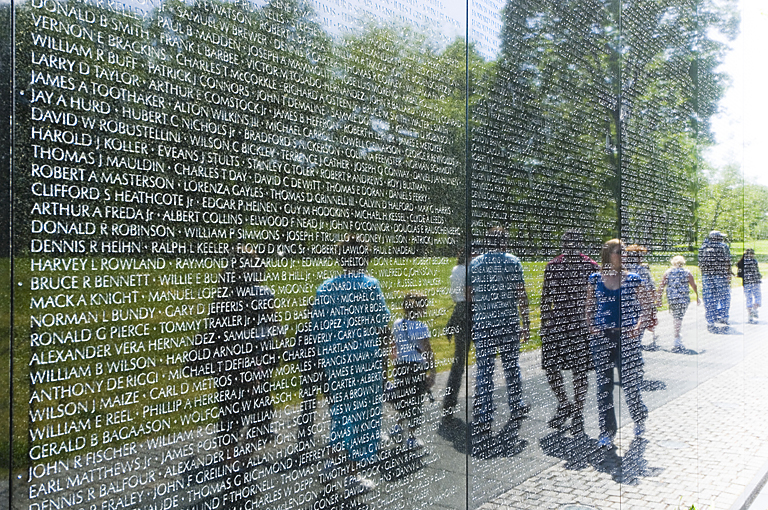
{"left": 390, "top": 291, "right": 436, "bottom": 449}
{"left": 205, "top": 245, "right": 283, "bottom": 465}
{"left": 311, "top": 236, "right": 391, "bottom": 493}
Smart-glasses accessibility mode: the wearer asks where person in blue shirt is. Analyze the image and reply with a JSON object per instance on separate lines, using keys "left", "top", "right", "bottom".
{"left": 311, "top": 236, "right": 390, "bottom": 491}
{"left": 470, "top": 227, "right": 530, "bottom": 457}
{"left": 586, "top": 239, "right": 651, "bottom": 449}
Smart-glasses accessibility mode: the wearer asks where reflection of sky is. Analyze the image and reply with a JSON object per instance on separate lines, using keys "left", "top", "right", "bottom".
{"left": 305, "top": 0, "right": 465, "bottom": 47}
{"left": 706, "top": 0, "right": 768, "bottom": 186}
{"left": 70, "top": 0, "right": 470, "bottom": 50}
{"left": 303, "top": 0, "right": 503, "bottom": 58}
{"left": 469, "top": 0, "right": 503, "bottom": 60}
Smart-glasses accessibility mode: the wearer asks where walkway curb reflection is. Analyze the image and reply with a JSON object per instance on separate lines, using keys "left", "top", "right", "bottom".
{"left": 733, "top": 458, "right": 768, "bottom": 510}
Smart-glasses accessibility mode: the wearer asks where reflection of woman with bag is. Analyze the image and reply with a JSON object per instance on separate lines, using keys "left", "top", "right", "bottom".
{"left": 586, "top": 239, "right": 651, "bottom": 449}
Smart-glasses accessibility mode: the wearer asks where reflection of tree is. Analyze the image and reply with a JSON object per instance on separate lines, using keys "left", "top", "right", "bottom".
{"left": 15, "top": 0, "right": 737, "bottom": 260}
{"left": 619, "top": 0, "right": 735, "bottom": 249}
{"left": 436, "top": 39, "right": 491, "bottom": 256}
{"left": 698, "top": 164, "right": 768, "bottom": 243}
{"left": 14, "top": 0, "right": 163, "bottom": 252}
{"left": 149, "top": 0, "right": 334, "bottom": 252}
{"left": 482, "top": 0, "right": 737, "bottom": 250}
{"left": 327, "top": 24, "right": 463, "bottom": 257}
{"left": 14, "top": 0, "right": 468, "bottom": 257}
{"left": 474, "top": 0, "right": 617, "bottom": 255}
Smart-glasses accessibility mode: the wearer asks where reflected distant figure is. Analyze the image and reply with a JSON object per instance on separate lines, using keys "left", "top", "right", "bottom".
{"left": 586, "top": 239, "right": 649, "bottom": 449}
{"left": 206, "top": 246, "right": 282, "bottom": 463}
{"left": 699, "top": 231, "right": 732, "bottom": 332}
{"left": 658, "top": 255, "right": 700, "bottom": 351}
{"left": 625, "top": 245, "right": 659, "bottom": 350}
{"left": 311, "top": 236, "right": 390, "bottom": 490}
{"left": 737, "top": 249, "right": 762, "bottom": 323}
{"left": 540, "top": 231, "right": 598, "bottom": 436}
{"left": 441, "top": 250, "right": 470, "bottom": 423}
{"left": 470, "top": 227, "right": 530, "bottom": 456}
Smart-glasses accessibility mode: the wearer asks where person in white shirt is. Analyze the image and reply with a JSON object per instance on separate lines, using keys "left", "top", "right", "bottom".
{"left": 441, "top": 250, "right": 470, "bottom": 422}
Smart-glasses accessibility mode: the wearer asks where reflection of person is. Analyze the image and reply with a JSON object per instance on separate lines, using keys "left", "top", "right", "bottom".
{"left": 391, "top": 291, "right": 435, "bottom": 448}
{"left": 540, "top": 231, "right": 598, "bottom": 436}
{"left": 658, "top": 256, "right": 700, "bottom": 351}
{"left": 441, "top": 250, "right": 470, "bottom": 423}
{"left": 737, "top": 249, "right": 762, "bottom": 323}
{"left": 699, "top": 231, "right": 732, "bottom": 331}
{"left": 625, "top": 245, "right": 659, "bottom": 350}
{"left": 311, "top": 236, "right": 390, "bottom": 489}
{"left": 586, "top": 239, "right": 649, "bottom": 449}
{"left": 470, "top": 227, "right": 530, "bottom": 453}
{"left": 206, "top": 247, "right": 282, "bottom": 462}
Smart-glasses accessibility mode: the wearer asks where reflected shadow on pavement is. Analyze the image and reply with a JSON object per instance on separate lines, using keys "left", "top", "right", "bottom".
{"left": 438, "top": 417, "right": 468, "bottom": 454}
{"left": 539, "top": 431, "right": 603, "bottom": 470}
{"left": 539, "top": 433, "right": 664, "bottom": 484}
{"left": 598, "top": 438, "right": 664, "bottom": 485}
{"left": 642, "top": 379, "right": 668, "bottom": 391}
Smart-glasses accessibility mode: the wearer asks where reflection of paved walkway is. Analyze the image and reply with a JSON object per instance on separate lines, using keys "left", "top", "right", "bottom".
{"left": 471, "top": 282, "right": 768, "bottom": 510}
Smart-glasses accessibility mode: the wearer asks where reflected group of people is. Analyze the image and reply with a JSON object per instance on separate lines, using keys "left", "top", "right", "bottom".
{"left": 698, "top": 230, "right": 762, "bottom": 331}
{"left": 201, "top": 228, "right": 760, "bottom": 498}
{"left": 446, "top": 229, "right": 650, "bottom": 456}
{"left": 442, "top": 227, "right": 760, "bottom": 458}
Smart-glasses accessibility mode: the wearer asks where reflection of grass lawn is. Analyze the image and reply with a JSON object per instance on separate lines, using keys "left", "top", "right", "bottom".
{"left": 738, "top": 240, "right": 768, "bottom": 261}
{"left": 0, "top": 257, "right": 10, "bottom": 475}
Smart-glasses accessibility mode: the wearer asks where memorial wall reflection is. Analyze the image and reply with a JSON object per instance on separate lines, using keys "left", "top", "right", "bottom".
{"left": 8, "top": 0, "right": 708, "bottom": 507}
{"left": 15, "top": 0, "right": 466, "bottom": 508}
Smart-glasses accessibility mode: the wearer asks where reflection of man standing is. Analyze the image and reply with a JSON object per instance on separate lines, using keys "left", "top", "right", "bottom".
{"left": 470, "top": 227, "right": 529, "bottom": 455}
{"left": 540, "top": 231, "right": 598, "bottom": 436}
{"left": 311, "top": 236, "right": 390, "bottom": 489}
{"left": 699, "top": 231, "right": 732, "bottom": 332}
